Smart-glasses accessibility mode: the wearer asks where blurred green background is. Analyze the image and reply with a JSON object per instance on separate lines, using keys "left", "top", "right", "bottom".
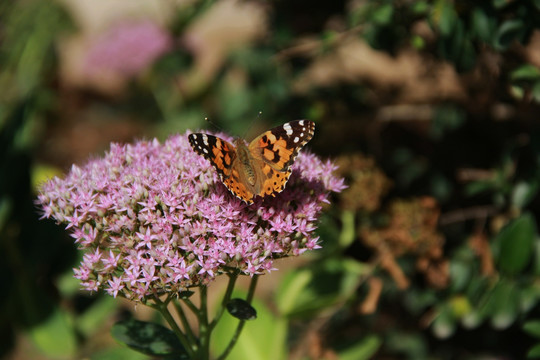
{"left": 2, "top": 0, "right": 540, "bottom": 359}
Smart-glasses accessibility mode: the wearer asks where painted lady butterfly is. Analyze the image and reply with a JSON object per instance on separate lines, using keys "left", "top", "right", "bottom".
{"left": 188, "top": 120, "right": 315, "bottom": 204}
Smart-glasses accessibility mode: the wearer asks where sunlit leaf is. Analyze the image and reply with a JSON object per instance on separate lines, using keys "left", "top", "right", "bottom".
{"left": 29, "top": 308, "right": 77, "bottom": 358}
{"left": 212, "top": 294, "right": 287, "bottom": 360}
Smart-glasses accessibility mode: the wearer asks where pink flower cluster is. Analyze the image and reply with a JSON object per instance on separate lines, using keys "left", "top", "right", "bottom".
{"left": 37, "top": 133, "right": 345, "bottom": 301}
{"left": 85, "top": 20, "right": 173, "bottom": 76}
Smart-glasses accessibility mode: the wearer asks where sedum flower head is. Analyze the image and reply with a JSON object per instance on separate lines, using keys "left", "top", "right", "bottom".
{"left": 37, "top": 133, "right": 345, "bottom": 301}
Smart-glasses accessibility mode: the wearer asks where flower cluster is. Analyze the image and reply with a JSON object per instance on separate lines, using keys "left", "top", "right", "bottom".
{"left": 85, "top": 20, "right": 173, "bottom": 76}
{"left": 37, "top": 133, "right": 345, "bottom": 301}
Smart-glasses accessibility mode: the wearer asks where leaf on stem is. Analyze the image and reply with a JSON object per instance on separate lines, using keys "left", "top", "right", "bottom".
{"left": 111, "top": 319, "right": 189, "bottom": 358}
{"left": 226, "top": 298, "right": 257, "bottom": 320}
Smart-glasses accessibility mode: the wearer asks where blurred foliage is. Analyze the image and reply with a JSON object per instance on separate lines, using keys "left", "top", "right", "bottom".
{"left": 2, "top": 0, "right": 540, "bottom": 359}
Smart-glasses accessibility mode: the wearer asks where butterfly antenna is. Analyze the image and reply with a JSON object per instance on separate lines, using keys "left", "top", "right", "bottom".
{"left": 204, "top": 117, "right": 225, "bottom": 132}
{"left": 240, "top": 111, "right": 263, "bottom": 139}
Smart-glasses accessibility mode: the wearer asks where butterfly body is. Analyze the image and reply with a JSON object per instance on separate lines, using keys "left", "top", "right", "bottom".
{"left": 188, "top": 120, "right": 315, "bottom": 205}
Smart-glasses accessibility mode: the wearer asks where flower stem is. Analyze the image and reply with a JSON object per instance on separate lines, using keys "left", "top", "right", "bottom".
{"left": 209, "top": 271, "right": 239, "bottom": 331}
{"left": 182, "top": 296, "right": 202, "bottom": 319}
{"left": 152, "top": 296, "right": 196, "bottom": 359}
{"left": 173, "top": 300, "right": 199, "bottom": 351}
{"left": 217, "top": 275, "right": 259, "bottom": 360}
{"left": 198, "top": 285, "right": 210, "bottom": 359}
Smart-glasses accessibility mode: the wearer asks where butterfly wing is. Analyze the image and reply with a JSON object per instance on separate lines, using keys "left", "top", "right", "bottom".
{"left": 188, "top": 133, "right": 235, "bottom": 181}
{"left": 249, "top": 120, "right": 315, "bottom": 197}
{"left": 189, "top": 133, "right": 256, "bottom": 204}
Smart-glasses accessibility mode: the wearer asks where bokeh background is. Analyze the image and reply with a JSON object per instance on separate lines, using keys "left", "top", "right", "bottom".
{"left": 3, "top": 0, "right": 540, "bottom": 359}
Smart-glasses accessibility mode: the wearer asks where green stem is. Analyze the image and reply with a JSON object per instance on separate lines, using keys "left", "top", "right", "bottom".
{"left": 198, "top": 285, "right": 210, "bottom": 359}
{"left": 209, "top": 271, "right": 239, "bottom": 331}
{"left": 217, "top": 275, "right": 259, "bottom": 360}
{"left": 152, "top": 296, "right": 196, "bottom": 359}
{"left": 183, "top": 296, "right": 202, "bottom": 319}
{"left": 173, "top": 300, "right": 199, "bottom": 352}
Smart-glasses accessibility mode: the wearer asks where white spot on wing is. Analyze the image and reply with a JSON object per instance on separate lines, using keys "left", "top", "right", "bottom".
{"left": 283, "top": 123, "right": 293, "bottom": 136}
{"left": 202, "top": 134, "right": 209, "bottom": 146}
{"left": 299, "top": 120, "right": 304, "bottom": 126}
{"left": 293, "top": 136, "right": 299, "bottom": 143}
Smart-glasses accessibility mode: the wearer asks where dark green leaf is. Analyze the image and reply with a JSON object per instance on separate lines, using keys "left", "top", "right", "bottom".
{"left": 470, "top": 7, "right": 493, "bottom": 42}
{"left": 494, "top": 19, "right": 526, "bottom": 50}
{"left": 495, "top": 213, "right": 537, "bottom": 274}
{"left": 178, "top": 290, "right": 195, "bottom": 299}
{"left": 437, "top": 1, "right": 458, "bottom": 36}
{"left": 111, "top": 319, "right": 187, "bottom": 357}
{"left": 489, "top": 280, "right": 519, "bottom": 329}
{"left": 226, "top": 298, "right": 257, "bottom": 320}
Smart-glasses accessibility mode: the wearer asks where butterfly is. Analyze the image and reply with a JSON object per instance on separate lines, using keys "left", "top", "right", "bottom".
{"left": 188, "top": 120, "right": 315, "bottom": 205}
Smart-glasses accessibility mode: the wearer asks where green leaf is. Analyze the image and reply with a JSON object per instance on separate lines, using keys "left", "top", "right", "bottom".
{"left": 470, "top": 7, "right": 493, "bottom": 42}
{"left": 524, "top": 321, "right": 540, "bottom": 338}
{"left": 495, "top": 213, "right": 537, "bottom": 274}
{"left": 111, "top": 319, "right": 187, "bottom": 357}
{"left": 410, "top": 1, "right": 429, "bottom": 15}
{"left": 339, "top": 210, "right": 356, "bottom": 248}
{"left": 89, "top": 347, "right": 148, "bottom": 360}
{"left": 449, "top": 257, "right": 472, "bottom": 292}
{"left": 29, "top": 307, "right": 77, "bottom": 359}
{"left": 511, "top": 65, "right": 540, "bottom": 81}
{"left": 337, "top": 335, "right": 382, "bottom": 360}
{"left": 227, "top": 298, "right": 257, "bottom": 320}
{"left": 372, "top": 4, "right": 393, "bottom": 25}
{"left": 528, "top": 344, "right": 540, "bottom": 358}
{"left": 436, "top": 0, "right": 458, "bottom": 36}
{"left": 461, "top": 310, "right": 483, "bottom": 329}
{"left": 512, "top": 181, "right": 540, "bottom": 209}
{"left": 493, "top": 0, "right": 511, "bottom": 8}
{"left": 494, "top": 19, "right": 525, "bottom": 50}
{"left": 534, "top": 240, "right": 540, "bottom": 276}
{"left": 78, "top": 296, "right": 118, "bottom": 336}
{"left": 275, "top": 259, "right": 368, "bottom": 317}
{"left": 521, "top": 286, "right": 540, "bottom": 312}
{"left": 431, "top": 305, "right": 456, "bottom": 339}
{"left": 211, "top": 294, "right": 287, "bottom": 360}
{"left": 386, "top": 331, "right": 428, "bottom": 358}
{"left": 482, "top": 279, "right": 519, "bottom": 329}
